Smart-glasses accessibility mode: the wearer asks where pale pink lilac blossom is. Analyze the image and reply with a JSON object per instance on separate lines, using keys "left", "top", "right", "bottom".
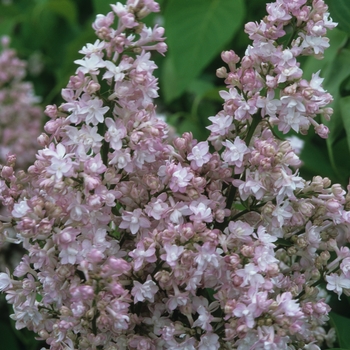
{"left": 0, "top": 37, "right": 42, "bottom": 168}
{"left": 0, "top": 1, "right": 347, "bottom": 350}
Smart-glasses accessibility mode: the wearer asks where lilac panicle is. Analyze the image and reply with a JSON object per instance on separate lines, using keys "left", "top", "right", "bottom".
{"left": 0, "top": 36, "right": 43, "bottom": 169}
{"left": 0, "top": 1, "right": 348, "bottom": 350}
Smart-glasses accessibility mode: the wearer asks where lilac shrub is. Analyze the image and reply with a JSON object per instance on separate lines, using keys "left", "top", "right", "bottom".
{"left": 0, "top": 36, "right": 42, "bottom": 272}
{"left": 0, "top": 36, "right": 42, "bottom": 169}
{"left": 0, "top": 0, "right": 347, "bottom": 349}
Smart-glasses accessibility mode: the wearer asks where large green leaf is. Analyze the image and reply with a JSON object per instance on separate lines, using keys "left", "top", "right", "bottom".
{"left": 327, "top": 0, "right": 350, "bottom": 35}
{"left": 340, "top": 96, "right": 350, "bottom": 152}
{"left": 46, "top": 0, "right": 78, "bottom": 27}
{"left": 317, "top": 46, "right": 350, "bottom": 184}
{"left": 0, "top": 320, "right": 20, "bottom": 350}
{"left": 300, "top": 137, "right": 338, "bottom": 181}
{"left": 163, "top": 0, "right": 245, "bottom": 102}
{"left": 330, "top": 312, "right": 350, "bottom": 349}
{"left": 0, "top": 18, "right": 15, "bottom": 37}
{"left": 92, "top": 0, "right": 114, "bottom": 15}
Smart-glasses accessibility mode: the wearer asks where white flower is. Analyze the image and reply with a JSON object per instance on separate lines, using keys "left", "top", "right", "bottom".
{"left": 0, "top": 272, "right": 11, "bottom": 291}
{"left": 79, "top": 97, "right": 109, "bottom": 125}
{"left": 160, "top": 244, "right": 184, "bottom": 267}
{"left": 132, "top": 275, "right": 159, "bottom": 303}
{"left": 187, "top": 141, "right": 210, "bottom": 169}
{"left": 103, "top": 60, "right": 132, "bottom": 81}
{"left": 300, "top": 33, "right": 330, "bottom": 55}
{"left": 326, "top": 273, "right": 350, "bottom": 299}
{"left": 222, "top": 136, "right": 248, "bottom": 167}
{"left": 198, "top": 333, "right": 220, "bottom": 350}
{"left": 74, "top": 53, "right": 105, "bottom": 74}
{"left": 79, "top": 40, "right": 105, "bottom": 56}
{"left": 12, "top": 199, "right": 30, "bottom": 218}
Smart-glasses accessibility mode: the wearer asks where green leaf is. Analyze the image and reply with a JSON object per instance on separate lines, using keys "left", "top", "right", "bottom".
{"left": 0, "top": 18, "right": 15, "bottom": 36}
{"left": 327, "top": 0, "right": 350, "bottom": 35}
{"left": 330, "top": 312, "right": 350, "bottom": 349}
{"left": 0, "top": 320, "right": 20, "bottom": 350}
{"left": 320, "top": 47, "right": 350, "bottom": 183}
{"left": 300, "top": 137, "right": 338, "bottom": 180}
{"left": 46, "top": 0, "right": 78, "bottom": 27}
{"left": 163, "top": 0, "right": 246, "bottom": 102}
{"left": 187, "top": 78, "right": 214, "bottom": 98}
{"left": 340, "top": 96, "right": 350, "bottom": 152}
{"left": 161, "top": 54, "right": 183, "bottom": 103}
{"left": 233, "top": 202, "right": 246, "bottom": 211}
{"left": 174, "top": 117, "right": 204, "bottom": 140}
{"left": 92, "top": 0, "right": 126, "bottom": 15}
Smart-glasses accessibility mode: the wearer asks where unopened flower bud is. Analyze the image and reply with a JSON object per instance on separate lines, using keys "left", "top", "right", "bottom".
{"left": 241, "top": 56, "right": 253, "bottom": 69}
{"left": 221, "top": 50, "right": 240, "bottom": 64}
{"left": 266, "top": 75, "right": 277, "bottom": 88}
{"left": 241, "top": 245, "right": 254, "bottom": 257}
{"left": 38, "top": 330, "right": 49, "bottom": 339}
{"left": 224, "top": 299, "right": 236, "bottom": 315}
{"left": 312, "top": 13, "right": 323, "bottom": 22}
{"left": 311, "top": 268, "right": 321, "bottom": 280}
{"left": 37, "top": 133, "right": 49, "bottom": 146}
{"left": 86, "top": 81, "right": 101, "bottom": 94}
{"left": 44, "top": 104, "right": 58, "bottom": 118}
{"left": 216, "top": 66, "right": 228, "bottom": 78}
{"left": 320, "top": 250, "right": 330, "bottom": 262}
{"left": 315, "top": 124, "right": 329, "bottom": 138}
{"left": 57, "top": 265, "right": 71, "bottom": 278}
{"left": 283, "top": 83, "right": 297, "bottom": 95}
{"left": 298, "top": 201, "right": 314, "bottom": 217}
{"left": 1, "top": 166, "right": 13, "bottom": 178}
{"left": 321, "top": 107, "right": 333, "bottom": 121}
{"left": 214, "top": 209, "right": 225, "bottom": 223}
{"left": 224, "top": 253, "right": 240, "bottom": 267}
{"left": 192, "top": 177, "right": 206, "bottom": 188}
{"left": 297, "top": 237, "right": 307, "bottom": 248}
{"left": 174, "top": 137, "right": 186, "bottom": 151}
{"left": 266, "top": 263, "right": 279, "bottom": 276}
{"left": 262, "top": 202, "right": 274, "bottom": 216}
{"left": 332, "top": 183, "right": 344, "bottom": 197}
{"left": 85, "top": 308, "right": 96, "bottom": 320}
{"left": 179, "top": 303, "right": 193, "bottom": 316}
{"left": 326, "top": 199, "right": 341, "bottom": 213}
{"left": 60, "top": 306, "right": 72, "bottom": 317}
{"left": 232, "top": 275, "right": 243, "bottom": 286}
{"left": 287, "top": 246, "right": 297, "bottom": 256}
{"left": 187, "top": 188, "right": 200, "bottom": 200}
{"left": 44, "top": 119, "right": 60, "bottom": 135}
{"left": 154, "top": 270, "right": 171, "bottom": 286}
{"left": 311, "top": 176, "right": 324, "bottom": 191}
{"left": 181, "top": 225, "right": 195, "bottom": 241}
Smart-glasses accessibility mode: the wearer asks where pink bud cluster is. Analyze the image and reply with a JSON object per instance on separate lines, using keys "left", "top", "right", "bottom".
{"left": 0, "top": 1, "right": 348, "bottom": 350}
{"left": 0, "top": 36, "right": 42, "bottom": 169}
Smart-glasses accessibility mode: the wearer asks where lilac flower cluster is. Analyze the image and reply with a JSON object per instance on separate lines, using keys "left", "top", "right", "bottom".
{"left": 0, "top": 36, "right": 42, "bottom": 169}
{"left": 0, "top": 0, "right": 347, "bottom": 349}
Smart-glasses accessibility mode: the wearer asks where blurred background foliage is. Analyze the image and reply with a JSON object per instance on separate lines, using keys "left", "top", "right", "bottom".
{"left": 0, "top": 0, "right": 350, "bottom": 349}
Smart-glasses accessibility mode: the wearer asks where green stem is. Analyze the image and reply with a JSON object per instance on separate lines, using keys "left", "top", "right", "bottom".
{"left": 244, "top": 113, "right": 261, "bottom": 146}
